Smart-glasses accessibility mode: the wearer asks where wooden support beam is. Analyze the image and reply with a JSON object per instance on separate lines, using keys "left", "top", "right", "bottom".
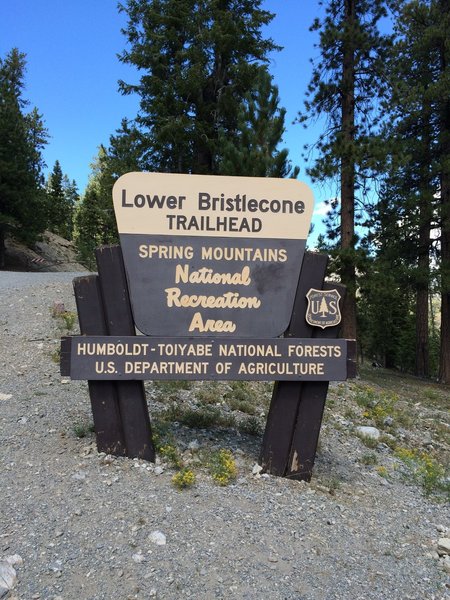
{"left": 95, "top": 245, "right": 155, "bottom": 461}
{"left": 73, "top": 275, "right": 126, "bottom": 456}
{"left": 260, "top": 252, "right": 328, "bottom": 475}
{"left": 285, "top": 282, "right": 346, "bottom": 481}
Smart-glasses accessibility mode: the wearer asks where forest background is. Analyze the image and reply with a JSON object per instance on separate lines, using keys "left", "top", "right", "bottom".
{"left": 0, "top": 0, "right": 449, "bottom": 384}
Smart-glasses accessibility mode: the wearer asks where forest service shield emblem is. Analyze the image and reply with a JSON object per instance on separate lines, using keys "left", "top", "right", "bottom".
{"left": 306, "top": 288, "right": 342, "bottom": 329}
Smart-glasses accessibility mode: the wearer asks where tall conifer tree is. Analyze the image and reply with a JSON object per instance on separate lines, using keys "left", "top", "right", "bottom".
{"left": 0, "top": 48, "right": 48, "bottom": 255}
{"left": 299, "top": 0, "right": 392, "bottom": 342}
{"left": 435, "top": 0, "right": 450, "bottom": 383}
{"left": 118, "top": 0, "right": 279, "bottom": 174}
{"left": 373, "top": 0, "right": 450, "bottom": 381}
{"left": 46, "top": 160, "right": 77, "bottom": 240}
{"left": 74, "top": 146, "right": 124, "bottom": 267}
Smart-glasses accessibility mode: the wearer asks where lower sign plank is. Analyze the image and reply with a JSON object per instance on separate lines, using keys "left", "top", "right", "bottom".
{"left": 61, "top": 337, "right": 355, "bottom": 382}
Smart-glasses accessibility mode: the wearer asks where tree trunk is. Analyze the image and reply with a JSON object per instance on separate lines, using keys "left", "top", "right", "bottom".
{"left": 340, "top": 0, "right": 357, "bottom": 342}
{"left": 439, "top": 171, "right": 450, "bottom": 384}
{"left": 415, "top": 114, "right": 432, "bottom": 378}
{"left": 415, "top": 286, "right": 429, "bottom": 377}
{"left": 0, "top": 226, "right": 6, "bottom": 269}
{"left": 438, "top": 0, "right": 450, "bottom": 383}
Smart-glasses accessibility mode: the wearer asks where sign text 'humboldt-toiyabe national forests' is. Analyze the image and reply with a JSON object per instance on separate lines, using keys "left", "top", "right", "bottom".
{"left": 65, "top": 336, "right": 349, "bottom": 382}
{"left": 112, "top": 173, "right": 314, "bottom": 338}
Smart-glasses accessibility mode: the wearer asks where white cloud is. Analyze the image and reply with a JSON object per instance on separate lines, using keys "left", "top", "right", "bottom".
{"left": 313, "top": 197, "right": 339, "bottom": 217}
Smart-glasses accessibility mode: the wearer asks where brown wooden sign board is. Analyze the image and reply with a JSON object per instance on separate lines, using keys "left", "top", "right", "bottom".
{"left": 112, "top": 173, "right": 314, "bottom": 337}
{"left": 61, "top": 336, "right": 354, "bottom": 382}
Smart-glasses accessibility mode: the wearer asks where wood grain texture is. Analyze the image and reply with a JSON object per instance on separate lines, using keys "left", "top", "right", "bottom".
{"left": 260, "top": 252, "right": 328, "bottom": 476}
{"left": 95, "top": 246, "right": 155, "bottom": 461}
{"left": 73, "top": 275, "right": 126, "bottom": 456}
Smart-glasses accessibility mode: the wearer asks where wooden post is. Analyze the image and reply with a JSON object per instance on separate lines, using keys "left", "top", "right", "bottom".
{"left": 95, "top": 245, "right": 155, "bottom": 461}
{"left": 285, "top": 282, "right": 346, "bottom": 480}
{"left": 73, "top": 275, "right": 126, "bottom": 456}
{"left": 260, "top": 252, "right": 328, "bottom": 475}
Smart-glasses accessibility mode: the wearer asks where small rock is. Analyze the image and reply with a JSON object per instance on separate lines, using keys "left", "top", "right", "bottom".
{"left": 314, "top": 484, "right": 331, "bottom": 494}
{"left": 188, "top": 439, "right": 200, "bottom": 451}
{"left": 80, "top": 444, "right": 95, "bottom": 456}
{"left": 149, "top": 531, "right": 166, "bottom": 546}
{"left": 132, "top": 552, "right": 146, "bottom": 564}
{"left": 52, "top": 301, "right": 65, "bottom": 315}
{"left": 252, "top": 464, "right": 263, "bottom": 475}
{"left": 376, "top": 443, "right": 391, "bottom": 453}
{"left": 383, "top": 416, "right": 394, "bottom": 427}
{"left": 154, "top": 466, "right": 164, "bottom": 476}
{"left": 0, "top": 561, "right": 17, "bottom": 592}
{"left": 5, "top": 556, "right": 22, "bottom": 568}
{"left": 0, "top": 393, "right": 12, "bottom": 401}
{"left": 355, "top": 426, "right": 380, "bottom": 440}
{"left": 441, "top": 556, "right": 450, "bottom": 574}
{"left": 437, "top": 538, "right": 450, "bottom": 556}
{"left": 49, "top": 560, "right": 62, "bottom": 573}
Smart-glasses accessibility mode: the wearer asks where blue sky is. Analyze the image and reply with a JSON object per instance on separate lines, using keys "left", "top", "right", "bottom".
{"left": 0, "top": 1, "right": 332, "bottom": 236}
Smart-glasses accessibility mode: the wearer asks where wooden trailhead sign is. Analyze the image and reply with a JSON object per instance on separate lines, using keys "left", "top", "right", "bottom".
{"left": 61, "top": 172, "right": 356, "bottom": 481}
{"left": 113, "top": 172, "right": 313, "bottom": 338}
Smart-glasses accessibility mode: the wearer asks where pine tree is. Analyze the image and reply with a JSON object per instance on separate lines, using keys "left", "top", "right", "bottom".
{"left": 74, "top": 146, "right": 123, "bottom": 267}
{"left": 46, "top": 160, "right": 76, "bottom": 240}
{"left": 62, "top": 175, "right": 79, "bottom": 240}
{"left": 76, "top": 2, "right": 296, "bottom": 266}
{"left": 0, "top": 48, "right": 48, "bottom": 256}
{"left": 299, "top": 0, "right": 392, "bottom": 342}
{"left": 118, "top": 0, "right": 279, "bottom": 174}
{"left": 372, "top": 0, "right": 450, "bottom": 381}
{"left": 107, "top": 118, "right": 144, "bottom": 177}
{"left": 26, "top": 107, "right": 47, "bottom": 187}
{"left": 434, "top": 0, "right": 450, "bottom": 384}
{"left": 359, "top": 193, "right": 418, "bottom": 369}
{"left": 74, "top": 117, "right": 146, "bottom": 267}
{"left": 74, "top": 185, "right": 103, "bottom": 270}
{"left": 218, "top": 69, "right": 299, "bottom": 178}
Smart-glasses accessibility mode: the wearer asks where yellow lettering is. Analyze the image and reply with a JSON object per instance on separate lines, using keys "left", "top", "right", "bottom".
{"left": 188, "top": 312, "right": 236, "bottom": 333}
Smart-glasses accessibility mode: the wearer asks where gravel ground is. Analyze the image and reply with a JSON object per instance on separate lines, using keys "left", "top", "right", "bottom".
{"left": 1, "top": 271, "right": 449, "bottom": 600}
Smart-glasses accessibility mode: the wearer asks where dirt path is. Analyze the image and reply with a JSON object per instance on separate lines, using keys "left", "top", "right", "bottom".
{"left": 0, "top": 272, "right": 449, "bottom": 600}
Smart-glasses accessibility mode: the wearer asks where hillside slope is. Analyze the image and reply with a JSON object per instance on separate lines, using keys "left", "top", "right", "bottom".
{"left": 3, "top": 230, "right": 87, "bottom": 272}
